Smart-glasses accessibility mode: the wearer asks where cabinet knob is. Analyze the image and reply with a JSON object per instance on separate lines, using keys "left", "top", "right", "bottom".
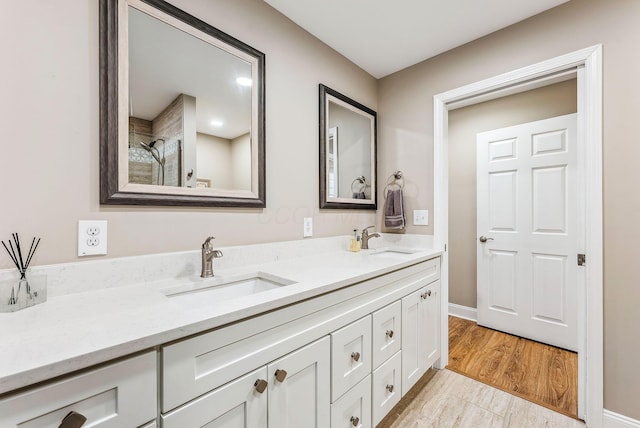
{"left": 350, "top": 416, "right": 360, "bottom": 426}
{"left": 386, "top": 329, "right": 394, "bottom": 339}
{"left": 351, "top": 351, "right": 361, "bottom": 362}
{"left": 386, "top": 384, "right": 395, "bottom": 393}
{"left": 427, "top": 290, "right": 432, "bottom": 297}
{"left": 420, "top": 292, "right": 427, "bottom": 300}
{"left": 59, "top": 411, "right": 87, "bottom": 428}
{"left": 254, "top": 378, "right": 268, "bottom": 394}
{"left": 274, "top": 369, "right": 288, "bottom": 383}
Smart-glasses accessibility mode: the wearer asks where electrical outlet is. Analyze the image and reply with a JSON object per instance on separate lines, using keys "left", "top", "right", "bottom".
{"left": 78, "top": 220, "right": 108, "bottom": 256}
{"left": 413, "top": 210, "right": 429, "bottom": 226}
{"left": 303, "top": 217, "right": 313, "bottom": 237}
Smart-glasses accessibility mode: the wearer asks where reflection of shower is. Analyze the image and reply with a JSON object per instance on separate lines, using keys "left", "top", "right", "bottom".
{"left": 139, "top": 139, "right": 165, "bottom": 185}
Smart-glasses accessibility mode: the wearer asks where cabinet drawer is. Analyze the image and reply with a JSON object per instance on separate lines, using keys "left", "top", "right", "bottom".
{"left": 371, "top": 301, "right": 401, "bottom": 369}
{"left": 162, "top": 366, "right": 268, "bottom": 428}
{"left": 0, "top": 352, "right": 157, "bottom": 428}
{"left": 372, "top": 351, "right": 402, "bottom": 426}
{"left": 331, "top": 315, "right": 372, "bottom": 401}
{"left": 331, "top": 374, "right": 371, "bottom": 428}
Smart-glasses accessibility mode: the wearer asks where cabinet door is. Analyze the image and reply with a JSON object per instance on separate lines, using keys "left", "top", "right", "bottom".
{"left": 268, "top": 337, "right": 330, "bottom": 428}
{"left": 401, "top": 281, "right": 441, "bottom": 396}
{"left": 423, "top": 281, "right": 441, "bottom": 369}
{"left": 161, "top": 366, "right": 268, "bottom": 428}
{"left": 401, "top": 286, "right": 424, "bottom": 395}
{"left": 0, "top": 352, "right": 156, "bottom": 428}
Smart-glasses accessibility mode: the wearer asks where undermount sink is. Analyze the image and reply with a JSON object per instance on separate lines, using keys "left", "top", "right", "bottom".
{"left": 165, "top": 272, "right": 296, "bottom": 307}
{"left": 367, "top": 247, "right": 419, "bottom": 256}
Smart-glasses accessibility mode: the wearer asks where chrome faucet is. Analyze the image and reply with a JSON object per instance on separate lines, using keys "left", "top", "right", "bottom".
{"left": 201, "top": 236, "right": 223, "bottom": 278}
{"left": 361, "top": 226, "right": 380, "bottom": 249}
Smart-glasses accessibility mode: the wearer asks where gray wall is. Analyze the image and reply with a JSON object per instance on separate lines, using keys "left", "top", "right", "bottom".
{"left": 378, "top": 0, "right": 640, "bottom": 418}
{"left": 448, "top": 80, "right": 577, "bottom": 308}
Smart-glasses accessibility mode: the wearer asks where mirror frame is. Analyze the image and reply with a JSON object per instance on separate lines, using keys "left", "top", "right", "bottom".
{"left": 319, "top": 84, "right": 377, "bottom": 210}
{"left": 99, "top": 0, "right": 266, "bottom": 207}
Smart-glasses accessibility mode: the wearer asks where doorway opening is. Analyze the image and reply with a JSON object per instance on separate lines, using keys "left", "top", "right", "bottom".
{"left": 433, "top": 46, "right": 603, "bottom": 426}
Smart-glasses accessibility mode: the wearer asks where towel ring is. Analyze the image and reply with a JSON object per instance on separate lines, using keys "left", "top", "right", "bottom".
{"left": 383, "top": 171, "right": 404, "bottom": 197}
{"left": 351, "top": 176, "right": 367, "bottom": 193}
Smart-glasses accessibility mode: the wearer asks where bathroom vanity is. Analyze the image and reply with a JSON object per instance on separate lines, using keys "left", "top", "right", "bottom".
{"left": 0, "top": 236, "right": 442, "bottom": 427}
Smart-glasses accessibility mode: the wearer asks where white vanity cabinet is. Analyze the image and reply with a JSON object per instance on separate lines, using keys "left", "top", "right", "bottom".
{"left": 401, "top": 280, "right": 441, "bottom": 395}
{"left": 160, "top": 256, "right": 441, "bottom": 427}
{"left": 0, "top": 352, "right": 157, "bottom": 428}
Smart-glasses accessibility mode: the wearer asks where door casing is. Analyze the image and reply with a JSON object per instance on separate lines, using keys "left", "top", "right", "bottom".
{"left": 433, "top": 45, "right": 603, "bottom": 426}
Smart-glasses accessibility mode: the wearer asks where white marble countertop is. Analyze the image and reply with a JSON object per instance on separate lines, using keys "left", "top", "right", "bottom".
{"left": 0, "top": 236, "right": 441, "bottom": 395}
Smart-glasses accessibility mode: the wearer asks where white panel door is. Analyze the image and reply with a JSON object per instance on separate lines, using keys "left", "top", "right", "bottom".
{"left": 477, "top": 113, "right": 579, "bottom": 351}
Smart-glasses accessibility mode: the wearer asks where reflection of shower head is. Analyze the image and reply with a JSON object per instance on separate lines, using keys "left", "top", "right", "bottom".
{"left": 139, "top": 141, "right": 164, "bottom": 165}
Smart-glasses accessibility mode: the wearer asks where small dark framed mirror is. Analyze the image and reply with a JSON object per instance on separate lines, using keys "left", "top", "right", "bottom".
{"left": 100, "top": 0, "right": 265, "bottom": 207}
{"left": 319, "top": 84, "right": 377, "bottom": 210}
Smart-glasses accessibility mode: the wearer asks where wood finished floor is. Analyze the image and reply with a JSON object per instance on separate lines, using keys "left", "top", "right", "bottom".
{"left": 446, "top": 316, "right": 579, "bottom": 419}
{"left": 377, "top": 368, "right": 585, "bottom": 428}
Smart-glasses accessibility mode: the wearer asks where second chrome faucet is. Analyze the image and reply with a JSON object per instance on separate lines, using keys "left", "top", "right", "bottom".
{"left": 201, "top": 236, "right": 223, "bottom": 278}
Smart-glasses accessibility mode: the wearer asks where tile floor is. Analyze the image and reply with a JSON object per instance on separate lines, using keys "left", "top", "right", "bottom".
{"left": 381, "top": 369, "right": 586, "bottom": 428}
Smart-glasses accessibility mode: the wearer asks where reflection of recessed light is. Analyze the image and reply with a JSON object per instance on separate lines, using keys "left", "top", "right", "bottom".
{"left": 236, "top": 77, "right": 252, "bottom": 87}
{"left": 210, "top": 120, "right": 223, "bottom": 127}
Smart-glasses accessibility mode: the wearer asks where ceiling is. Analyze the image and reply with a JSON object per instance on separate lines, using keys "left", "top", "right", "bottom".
{"left": 264, "top": 0, "right": 570, "bottom": 78}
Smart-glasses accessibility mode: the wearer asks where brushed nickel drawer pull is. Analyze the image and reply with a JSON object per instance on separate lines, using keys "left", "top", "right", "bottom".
{"left": 254, "top": 379, "right": 268, "bottom": 393}
{"left": 274, "top": 369, "right": 288, "bottom": 383}
{"left": 386, "top": 384, "right": 394, "bottom": 393}
{"left": 386, "top": 329, "right": 394, "bottom": 338}
{"left": 59, "top": 411, "right": 87, "bottom": 428}
{"left": 350, "top": 416, "right": 360, "bottom": 426}
{"left": 351, "top": 351, "right": 361, "bottom": 362}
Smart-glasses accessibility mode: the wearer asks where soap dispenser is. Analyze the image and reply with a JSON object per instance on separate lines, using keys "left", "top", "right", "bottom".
{"left": 349, "top": 229, "right": 361, "bottom": 252}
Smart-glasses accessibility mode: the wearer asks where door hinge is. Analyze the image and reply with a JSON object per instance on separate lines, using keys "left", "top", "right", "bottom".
{"left": 577, "top": 253, "right": 586, "bottom": 266}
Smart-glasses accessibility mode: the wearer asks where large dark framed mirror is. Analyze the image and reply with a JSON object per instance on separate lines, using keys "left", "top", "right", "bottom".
{"left": 319, "top": 84, "right": 377, "bottom": 210}
{"left": 100, "top": 0, "right": 265, "bottom": 207}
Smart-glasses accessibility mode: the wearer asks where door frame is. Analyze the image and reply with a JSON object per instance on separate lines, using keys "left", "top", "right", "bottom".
{"left": 433, "top": 45, "right": 602, "bottom": 426}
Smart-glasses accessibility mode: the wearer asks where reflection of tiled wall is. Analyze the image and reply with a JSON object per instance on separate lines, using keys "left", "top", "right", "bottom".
{"left": 128, "top": 147, "right": 154, "bottom": 184}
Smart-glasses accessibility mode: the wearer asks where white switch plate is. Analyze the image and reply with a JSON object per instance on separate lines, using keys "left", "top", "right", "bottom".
{"left": 303, "top": 217, "right": 313, "bottom": 237}
{"left": 78, "top": 220, "right": 108, "bottom": 256}
{"left": 413, "top": 210, "right": 429, "bottom": 226}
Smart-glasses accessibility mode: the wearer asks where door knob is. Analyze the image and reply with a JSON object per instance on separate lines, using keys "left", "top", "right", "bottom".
{"left": 254, "top": 379, "right": 268, "bottom": 393}
{"left": 351, "top": 351, "right": 361, "bottom": 362}
{"left": 479, "top": 236, "right": 494, "bottom": 243}
{"left": 274, "top": 369, "right": 288, "bottom": 383}
{"left": 350, "top": 416, "right": 360, "bottom": 426}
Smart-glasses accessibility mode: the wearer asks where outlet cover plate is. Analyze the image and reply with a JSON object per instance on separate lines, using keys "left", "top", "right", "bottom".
{"left": 413, "top": 210, "right": 429, "bottom": 226}
{"left": 78, "top": 220, "right": 108, "bottom": 256}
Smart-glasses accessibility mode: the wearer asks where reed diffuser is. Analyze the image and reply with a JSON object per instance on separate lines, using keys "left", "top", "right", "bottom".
{"left": 1, "top": 233, "right": 46, "bottom": 312}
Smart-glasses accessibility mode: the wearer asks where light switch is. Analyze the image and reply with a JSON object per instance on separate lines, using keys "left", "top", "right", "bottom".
{"left": 303, "top": 217, "right": 313, "bottom": 237}
{"left": 413, "top": 210, "right": 429, "bottom": 226}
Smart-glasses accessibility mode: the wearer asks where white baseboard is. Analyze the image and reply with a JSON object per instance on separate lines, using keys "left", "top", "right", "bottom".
{"left": 604, "top": 409, "right": 640, "bottom": 428}
{"left": 448, "top": 303, "right": 477, "bottom": 321}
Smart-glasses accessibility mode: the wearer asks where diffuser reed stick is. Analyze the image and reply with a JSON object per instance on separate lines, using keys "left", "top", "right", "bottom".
{"left": 1, "top": 234, "right": 41, "bottom": 280}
